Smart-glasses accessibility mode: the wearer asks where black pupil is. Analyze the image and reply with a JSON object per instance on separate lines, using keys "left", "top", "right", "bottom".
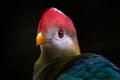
{"left": 58, "top": 29, "right": 64, "bottom": 38}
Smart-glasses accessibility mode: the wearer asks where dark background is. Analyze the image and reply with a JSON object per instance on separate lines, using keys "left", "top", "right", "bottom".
{"left": 1, "top": 0, "right": 120, "bottom": 80}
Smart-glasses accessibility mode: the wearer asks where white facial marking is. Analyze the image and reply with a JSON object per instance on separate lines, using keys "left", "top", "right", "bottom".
{"left": 44, "top": 27, "right": 73, "bottom": 50}
{"left": 53, "top": 33, "right": 73, "bottom": 49}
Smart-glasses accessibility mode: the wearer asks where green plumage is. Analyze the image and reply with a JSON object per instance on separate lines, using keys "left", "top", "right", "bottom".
{"left": 33, "top": 53, "right": 120, "bottom": 80}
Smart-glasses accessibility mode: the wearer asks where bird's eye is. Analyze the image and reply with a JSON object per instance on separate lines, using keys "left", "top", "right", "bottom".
{"left": 58, "top": 29, "right": 64, "bottom": 38}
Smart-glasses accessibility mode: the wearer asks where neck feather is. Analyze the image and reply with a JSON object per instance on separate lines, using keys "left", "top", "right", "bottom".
{"left": 40, "top": 36, "right": 81, "bottom": 63}
{"left": 33, "top": 36, "right": 81, "bottom": 79}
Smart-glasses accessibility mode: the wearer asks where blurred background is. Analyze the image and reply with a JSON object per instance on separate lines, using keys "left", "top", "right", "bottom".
{"left": 1, "top": 0, "right": 120, "bottom": 80}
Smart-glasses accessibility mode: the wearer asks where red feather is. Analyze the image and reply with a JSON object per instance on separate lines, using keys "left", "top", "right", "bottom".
{"left": 37, "top": 7, "right": 76, "bottom": 35}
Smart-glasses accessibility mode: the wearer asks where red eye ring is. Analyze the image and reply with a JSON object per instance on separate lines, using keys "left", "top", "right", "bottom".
{"left": 58, "top": 29, "right": 64, "bottom": 38}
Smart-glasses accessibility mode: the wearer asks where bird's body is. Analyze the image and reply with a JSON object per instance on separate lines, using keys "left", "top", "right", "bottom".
{"left": 33, "top": 7, "right": 120, "bottom": 80}
{"left": 34, "top": 53, "right": 120, "bottom": 80}
{"left": 58, "top": 53, "right": 120, "bottom": 80}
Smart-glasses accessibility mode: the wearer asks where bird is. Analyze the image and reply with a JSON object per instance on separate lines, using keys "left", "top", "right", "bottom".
{"left": 33, "top": 7, "right": 120, "bottom": 80}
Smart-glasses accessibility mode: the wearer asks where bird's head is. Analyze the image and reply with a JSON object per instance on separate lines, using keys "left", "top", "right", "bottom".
{"left": 36, "top": 7, "right": 80, "bottom": 60}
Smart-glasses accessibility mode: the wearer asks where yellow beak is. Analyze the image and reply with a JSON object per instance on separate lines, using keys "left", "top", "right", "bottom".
{"left": 36, "top": 32, "right": 47, "bottom": 46}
